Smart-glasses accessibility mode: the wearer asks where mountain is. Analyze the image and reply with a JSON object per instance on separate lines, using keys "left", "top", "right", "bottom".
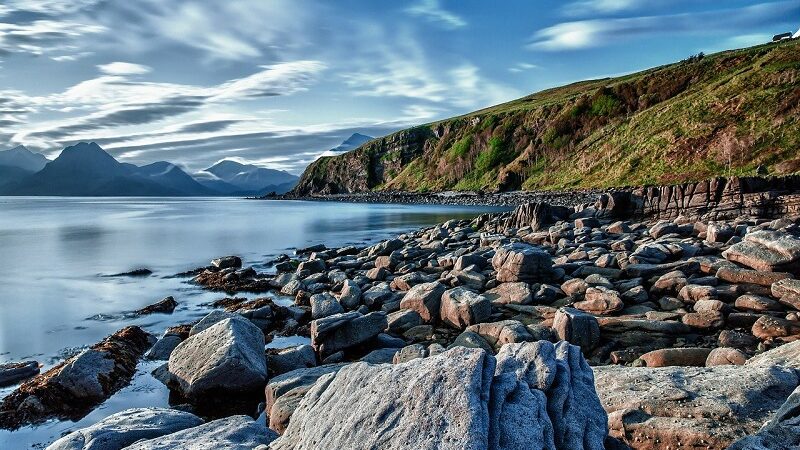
{"left": 1, "top": 142, "right": 201, "bottom": 196}
{"left": 0, "top": 145, "right": 49, "bottom": 172}
{"left": 294, "top": 39, "right": 800, "bottom": 195}
{"left": 135, "top": 161, "right": 215, "bottom": 195}
{"left": 202, "top": 160, "right": 299, "bottom": 193}
{"left": 329, "top": 133, "right": 374, "bottom": 154}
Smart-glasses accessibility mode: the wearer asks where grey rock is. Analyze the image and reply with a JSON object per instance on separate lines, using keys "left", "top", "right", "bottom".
{"left": 399, "top": 281, "right": 446, "bottom": 322}
{"left": 167, "top": 317, "right": 266, "bottom": 398}
{"left": 309, "top": 293, "right": 344, "bottom": 319}
{"left": 440, "top": 287, "right": 491, "bottom": 329}
{"left": 310, "top": 311, "right": 387, "bottom": 356}
{"left": 123, "top": 415, "right": 277, "bottom": 450}
{"left": 267, "top": 345, "right": 316, "bottom": 377}
{"left": 0, "top": 361, "right": 39, "bottom": 387}
{"left": 449, "top": 330, "right": 494, "bottom": 353}
{"left": 46, "top": 408, "right": 202, "bottom": 450}
{"left": 211, "top": 256, "right": 242, "bottom": 269}
{"left": 189, "top": 310, "right": 239, "bottom": 336}
{"left": 492, "top": 243, "right": 554, "bottom": 283}
{"left": 337, "top": 279, "right": 361, "bottom": 310}
{"left": 553, "top": 307, "right": 600, "bottom": 351}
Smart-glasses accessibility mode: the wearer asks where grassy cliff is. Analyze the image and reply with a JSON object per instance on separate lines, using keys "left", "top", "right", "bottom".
{"left": 294, "top": 39, "right": 800, "bottom": 195}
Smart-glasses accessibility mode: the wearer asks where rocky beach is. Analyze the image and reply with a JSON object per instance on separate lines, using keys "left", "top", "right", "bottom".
{"left": 1, "top": 177, "right": 799, "bottom": 449}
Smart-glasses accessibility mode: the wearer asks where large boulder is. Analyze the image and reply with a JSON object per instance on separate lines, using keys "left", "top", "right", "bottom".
{"left": 575, "top": 287, "right": 624, "bottom": 315}
{"left": 728, "top": 385, "right": 800, "bottom": 450}
{"left": 45, "top": 408, "right": 203, "bottom": 450}
{"left": 440, "top": 287, "right": 492, "bottom": 329}
{"left": 722, "top": 230, "right": 800, "bottom": 273}
{"left": 269, "top": 341, "right": 608, "bottom": 450}
{"left": 399, "top": 281, "right": 446, "bottom": 322}
{"left": 0, "top": 326, "right": 154, "bottom": 429}
{"left": 310, "top": 311, "right": 387, "bottom": 356}
{"left": 594, "top": 364, "right": 799, "bottom": 449}
{"left": 484, "top": 282, "right": 534, "bottom": 305}
{"left": 123, "top": 415, "right": 278, "bottom": 449}
{"left": 553, "top": 307, "right": 600, "bottom": 351}
{"left": 492, "top": 243, "right": 554, "bottom": 283}
{"left": 166, "top": 317, "right": 266, "bottom": 399}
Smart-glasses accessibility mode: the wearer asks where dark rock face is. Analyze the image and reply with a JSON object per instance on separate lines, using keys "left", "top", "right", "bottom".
{"left": 598, "top": 176, "right": 800, "bottom": 221}
{"left": 0, "top": 326, "right": 154, "bottom": 429}
{"left": 135, "top": 296, "right": 177, "bottom": 315}
{"left": 0, "top": 361, "right": 39, "bottom": 387}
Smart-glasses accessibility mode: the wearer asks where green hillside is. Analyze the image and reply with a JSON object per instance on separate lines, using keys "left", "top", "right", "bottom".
{"left": 294, "top": 39, "right": 800, "bottom": 195}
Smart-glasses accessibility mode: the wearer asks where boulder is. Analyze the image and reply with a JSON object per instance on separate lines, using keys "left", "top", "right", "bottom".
{"left": 595, "top": 363, "right": 799, "bottom": 449}
{"left": 189, "top": 310, "right": 240, "bottom": 336}
{"left": 265, "top": 364, "right": 348, "bottom": 429}
{"left": 649, "top": 221, "right": 678, "bottom": 239}
{"left": 735, "top": 294, "right": 783, "bottom": 312}
{"left": 492, "top": 243, "right": 554, "bottom": 283}
{"left": 267, "top": 345, "right": 317, "bottom": 377}
{"left": 0, "top": 361, "right": 39, "bottom": 387}
{"left": 211, "top": 256, "right": 242, "bottom": 269}
{"left": 485, "top": 282, "right": 534, "bottom": 305}
{"left": 399, "top": 281, "right": 446, "bottom": 322}
{"left": 722, "top": 230, "right": 800, "bottom": 273}
{"left": 386, "top": 309, "right": 423, "bottom": 334}
{"left": 440, "top": 287, "right": 492, "bottom": 329}
{"left": 337, "top": 279, "right": 362, "bottom": 310}
{"left": 449, "top": 330, "right": 494, "bottom": 353}
{"left": 553, "top": 307, "right": 600, "bottom": 350}
{"left": 575, "top": 287, "right": 624, "bottom": 315}
{"left": 0, "top": 326, "right": 154, "bottom": 429}
{"left": 752, "top": 316, "right": 800, "bottom": 341}
{"left": 123, "top": 415, "right": 278, "bottom": 450}
{"left": 639, "top": 348, "right": 713, "bottom": 367}
{"left": 145, "top": 326, "right": 188, "bottom": 361}
{"left": 705, "top": 222, "right": 735, "bottom": 243}
{"left": 310, "top": 311, "right": 387, "bottom": 356}
{"left": 309, "top": 293, "right": 344, "bottom": 319}
{"left": 716, "top": 266, "right": 792, "bottom": 287}
{"left": 45, "top": 407, "right": 203, "bottom": 450}
{"left": 135, "top": 296, "right": 177, "bottom": 315}
{"left": 772, "top": 278, "right": 800, "bottom": 310}
{"left": 166, "top": 317, "right": 266, "bottom": 399}
{"left": 270, "top": 342, "right": 608, "bottom": 450}
{"left": 705, "top": 347, "right": 747, "bottom": 366}
{"left": 465, "top": 320, "right": 533, "bottom": 350}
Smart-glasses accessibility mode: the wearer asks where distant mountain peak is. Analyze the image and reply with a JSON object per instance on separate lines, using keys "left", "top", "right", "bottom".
{"left": 0, "top": 144, "right": 50, "bottom": 172}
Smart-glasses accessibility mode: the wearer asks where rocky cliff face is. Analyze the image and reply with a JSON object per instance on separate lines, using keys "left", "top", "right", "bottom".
{"left": 293, "top": 39, "right": 800, "bottom": 195}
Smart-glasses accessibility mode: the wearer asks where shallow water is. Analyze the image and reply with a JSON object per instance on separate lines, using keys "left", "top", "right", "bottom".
{"left": 0, "top": 197, "right": 505, "bottom": 448}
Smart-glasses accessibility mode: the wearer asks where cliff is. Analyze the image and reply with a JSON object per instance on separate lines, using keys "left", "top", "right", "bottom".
{"left": 294, "top": 39, "right": 800, "bottom": 195}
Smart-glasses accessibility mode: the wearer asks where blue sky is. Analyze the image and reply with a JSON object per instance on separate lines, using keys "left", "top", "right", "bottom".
{"left": 0, "top": 0, "right": 797, "bottom": 174}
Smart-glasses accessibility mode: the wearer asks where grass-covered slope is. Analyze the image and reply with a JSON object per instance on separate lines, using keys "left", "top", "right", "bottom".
{"left": 294, "top": 39, "right": 800, "bottom": 195}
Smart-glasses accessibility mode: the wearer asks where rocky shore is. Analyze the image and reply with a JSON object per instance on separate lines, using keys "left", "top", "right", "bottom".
{"left": 4, "top": 188, "right": 800, "bottom": 449}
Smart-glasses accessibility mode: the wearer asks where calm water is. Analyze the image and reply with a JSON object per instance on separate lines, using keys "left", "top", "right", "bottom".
{"left": 0, "top": 197, "right": 503, "bottom": 448}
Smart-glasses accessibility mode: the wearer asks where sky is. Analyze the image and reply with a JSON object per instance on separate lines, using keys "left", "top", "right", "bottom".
{"left": 0, "top": 0, "right": 798, "bottom": 175}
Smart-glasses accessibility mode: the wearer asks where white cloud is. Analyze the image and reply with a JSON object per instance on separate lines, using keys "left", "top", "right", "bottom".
{"left": 563, "top": 0, "right": 643, "bottom": 15}
{"left": 405, "top": 0, "right": 467, "bottom": 29}
{"left": 509, "top": 62, "right": 538, "bottom": 73}
{"left": 0, "top": 20, "right": 105, "bottom": 57}
{"left": 98, "top": 62, "right": 152, "bottom": 75}
{"left": 529, "top": 1, "right": 800, "bottom": 51}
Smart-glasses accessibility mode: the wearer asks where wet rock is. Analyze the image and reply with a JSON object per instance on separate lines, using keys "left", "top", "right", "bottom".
{"left": 0, "top": 361, "right": 39, "bottom": 387}
{"left": 105, "top": 268, "right": 153, "bottom": 277}
{"left": 553, "top": 307, "right": 600, "bottom": 350}
{"left": 45, "top": 407, "right": 203, "bottom": 450}
{"left": 135, "top": 296, "right": 177, "bottom": 315}
{"left": 310, "top": 311, "right": 387, "bottom": 356}
{"left": 211, "top": 256, "right": 242, "bottom": 269}
{"left": 0, "top": 326, "right": 154, "bottom": 429}
{"left": 145, "top": 326, "right": 190, "bottom": 361}
{"left": 639, "top": 348, "right": 713, "bottom": 367}
{"left": 492, "top": 243, "right": 554, "bottom": 283}
{"left": 439, "top": 287, "right": 491, "bottom": 329}
{"left": 166, "top": 317, "right": 266, "bottom": 399}
{"left": 124, "top": 415, "right": 277, "bottom": 450}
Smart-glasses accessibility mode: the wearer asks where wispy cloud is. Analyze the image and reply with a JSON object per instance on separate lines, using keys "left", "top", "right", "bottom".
{"left": 0, "top": 20, "right": 105, "bottom": 57}
{"left": 562, "top": 0, "right": 645, "bottom": 15}
{"left": 529, "top": 1, "right": 800, "bottom": 51}
{"left": 405, "top": 0, "right": 467, "bottom": 29}
{"left": 508, "top": 62, "right": 538, "bottom": 73}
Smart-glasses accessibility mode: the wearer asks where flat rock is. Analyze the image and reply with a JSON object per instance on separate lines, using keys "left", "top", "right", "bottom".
{"left": 310, "top": 311, "right": 387, "bottom": 356}
{"left": 639, "top": 348, "right": 712, "bottom": 367}
{"left": 439, "top": 287, "right": 491, "bottom": 329}
{"left": 485, "top": 282, "right": 533, "bottom": 305}
{"left": 123, "top": 415, "right": 278, "bottom": 450}
{"left": 595, "top": 364, "right": 799, "bottom": 449}
{"left": 46, "top": 407, "right": 203, "bottom": 450}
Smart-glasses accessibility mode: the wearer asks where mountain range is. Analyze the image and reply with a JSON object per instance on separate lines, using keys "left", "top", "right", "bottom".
{"left": 293, "top": 39, "right": 800, "bottom": 195}
{"left": 0, "top": 133, "right": 372, "bottom": 196}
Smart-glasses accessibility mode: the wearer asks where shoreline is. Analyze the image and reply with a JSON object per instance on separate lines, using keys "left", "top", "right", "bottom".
{"left": 4, "top": 197, "right": 800, "bottom": 448}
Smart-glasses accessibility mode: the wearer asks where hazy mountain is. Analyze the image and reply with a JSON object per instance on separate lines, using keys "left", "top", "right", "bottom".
{"left": 135, "top": 161, "right": 215, "bottom": 195}
{"left": 203, "top": 160, "right": 299, "bottom": 192}
{"left": 0, "top": 145, "right": 50, "bottom": 172}
{"left": 2, "top": 142, "right": 186, "bottom": 196}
